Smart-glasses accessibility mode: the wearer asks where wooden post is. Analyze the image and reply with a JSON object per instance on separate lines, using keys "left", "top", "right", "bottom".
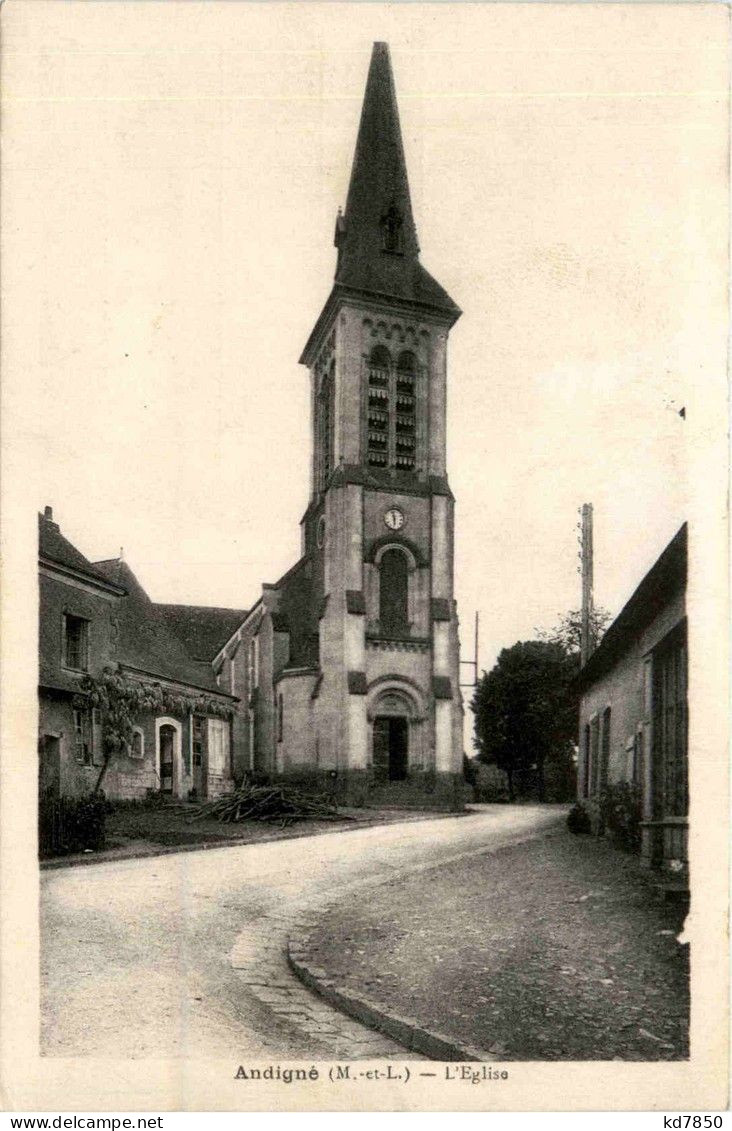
{"left": 580, "top": 503, "right": 594, "bottom": 666}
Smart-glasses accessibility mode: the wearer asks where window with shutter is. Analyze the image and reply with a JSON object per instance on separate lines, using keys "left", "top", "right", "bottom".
{"left": 365, "top": 346, "right": 419, "bottom": 473}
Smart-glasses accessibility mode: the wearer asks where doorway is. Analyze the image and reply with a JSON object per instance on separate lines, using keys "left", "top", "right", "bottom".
{"left": 373, "top": 716, "right": 409, "bottom": 783}
{"left": 159, "top": 724, "right": 176, "bottom": 794}
{"left": 191, "top": 715, "right": 206, "bottom": 799}
{"left": 39, "top": 734, "right": 61, "bottom": 798}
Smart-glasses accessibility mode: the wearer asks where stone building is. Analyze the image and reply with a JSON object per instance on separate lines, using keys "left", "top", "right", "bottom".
{"left": 39, "top": 43, "right": 466, "bottom": 810}
{"left": 577, "top": 523, "right": 688, "bottom": 874}
{"left": 38, "top": 507, "right": 242, "bottom": 802}
{"left": 212, "top": 42, "right": 465, "bottom": 806}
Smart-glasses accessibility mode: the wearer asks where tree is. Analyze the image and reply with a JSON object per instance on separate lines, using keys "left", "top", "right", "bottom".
{"left": 536, "top": 607, "right": 611, "bottom": 659}
{"left": 74, "top": 667, "right": 233, "bottom": 795}
{"left": 470, "top": 640, "right": 578, "bottom": 801}
{"left": 470, "top": 606, "right": 615, "bottom": 802}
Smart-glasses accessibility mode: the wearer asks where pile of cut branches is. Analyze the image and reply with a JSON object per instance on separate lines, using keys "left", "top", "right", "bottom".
{"left": 188, "top": 784, "right": 348, "bottom": 827}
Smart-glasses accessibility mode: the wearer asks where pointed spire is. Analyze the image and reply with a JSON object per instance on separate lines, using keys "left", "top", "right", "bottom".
{"left": 333, "top": 43, "right": 460, "bottom": 318}
{"left": 300, "top": 43, "right": 459, "bottom": 365}
{"left": 337, "top": 43, "right": 418, "bottom": 272}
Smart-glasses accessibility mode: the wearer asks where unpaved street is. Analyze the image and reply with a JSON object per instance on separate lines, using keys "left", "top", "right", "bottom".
{"left": 41, "top": 805, "right": 563, "bottom": 1059}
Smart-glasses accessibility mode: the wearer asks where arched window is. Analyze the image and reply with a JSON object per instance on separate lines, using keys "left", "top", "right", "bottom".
{"left": 379, "top": 547, "right": 409, "bottom": 634}
{"left": 130, "top": 727, "right": 144, "bottom": 760}
{"left": 318, "top": 361, "right": 335, "bottom": 490}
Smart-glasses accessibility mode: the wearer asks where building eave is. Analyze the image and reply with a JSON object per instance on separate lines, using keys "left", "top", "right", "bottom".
{"left": 576, "top": 523, "right": 687, "bottom": 692}
{"left": 212, "top": 599, "right": 264, "bottom": 669}
{"left": 118, "top": 663, "right": 238, "bottom": 702}
{"left": 299, "top": 283, "right": 461, "bottom": 368}
{"left": 39, "top": 555, "right": 127, "bottom": 597}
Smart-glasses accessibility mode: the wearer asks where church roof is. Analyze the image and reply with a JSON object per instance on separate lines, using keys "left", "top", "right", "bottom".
{"left": 154, "top": 603, "right": 249, "bottom": 662}
{"left": 301, "top": 42, "right": 460, "bottom": 364}
{"left": 92, "top": 558, "right": 227, "bottom": 694}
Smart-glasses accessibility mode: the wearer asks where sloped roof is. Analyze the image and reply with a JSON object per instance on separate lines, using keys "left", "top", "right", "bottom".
{"left": 577, "top": 523, "right": 687, "bottom": 690}
{"left": 39, "top": 512, "right": 122, "bottom": 590}
{"left": 154, "top": 604, "right": 248, "bottom": 662}
{"left": 335, "top": 43, "right": 459, "bottom": 316}
{"left": 269, "top": 555, "right": 319, "bottom": 669}
{"left": 92, "top": 558, "right": 224, "bottom": 693}
{"left": 300, "top": 43, "right": 460, "bottom": 364}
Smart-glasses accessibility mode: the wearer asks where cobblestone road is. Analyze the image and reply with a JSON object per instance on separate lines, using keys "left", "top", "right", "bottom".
{"left": 41, "top": 805, "right": 564, "bottom": 1059}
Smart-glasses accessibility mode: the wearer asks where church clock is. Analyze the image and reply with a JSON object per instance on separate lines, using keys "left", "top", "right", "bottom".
{"left": 384, "top": 507, "right": 405, "bottom": 531}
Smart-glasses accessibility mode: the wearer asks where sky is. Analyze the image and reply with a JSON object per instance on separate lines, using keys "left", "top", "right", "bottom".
{"left": 3, "top": 2, "right": 727, "bottom": 746}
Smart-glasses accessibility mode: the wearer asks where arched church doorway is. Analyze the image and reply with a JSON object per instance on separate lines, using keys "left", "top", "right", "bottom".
{"left": 373, "top": 715, "right": 408, "bottom": 782}
{"left": 369, "top": 685, "right": 425, "bottom": 784}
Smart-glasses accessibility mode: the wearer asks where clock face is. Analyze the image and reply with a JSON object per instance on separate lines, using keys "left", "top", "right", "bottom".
{"left": 384, "top": 507, "right": 405, "bottom": 532}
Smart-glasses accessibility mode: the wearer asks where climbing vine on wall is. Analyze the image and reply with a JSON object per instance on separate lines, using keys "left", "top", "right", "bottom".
{"left": 73, "top": 666, "right": 233, "bottom": 794}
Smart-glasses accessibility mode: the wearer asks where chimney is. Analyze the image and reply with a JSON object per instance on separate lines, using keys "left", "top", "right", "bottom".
{"left": 43, "top": 506, "right": 53, "bottom": 522}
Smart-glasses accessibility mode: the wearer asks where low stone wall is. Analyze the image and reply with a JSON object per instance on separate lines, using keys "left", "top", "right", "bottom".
{"left": 275, "top": 766, "right": 468, "bottom": 811}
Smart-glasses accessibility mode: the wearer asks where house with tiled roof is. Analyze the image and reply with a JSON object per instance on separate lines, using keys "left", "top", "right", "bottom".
{"left": 38, "top": 507, "right": 239, "bottom": 802}
{"left": 40, "top": 41, "right": 468, "bottom": 811}
{"left": 577, "top": 524, "right": 688, "bottom": 875}
{"left": 154, "top": 604, "right": 249, "bottom": 665}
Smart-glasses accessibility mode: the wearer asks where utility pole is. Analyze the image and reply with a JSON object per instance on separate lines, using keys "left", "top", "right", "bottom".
{"left": 580, "top": 503, "right": 594, "bottom": 666}
{"left": 459, "top": 611, "right": 479, "bottom": 688}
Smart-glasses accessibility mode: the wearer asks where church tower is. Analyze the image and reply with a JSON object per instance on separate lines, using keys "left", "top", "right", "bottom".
{"left": 292, "top": 42, "right": 464, "bottom": 805}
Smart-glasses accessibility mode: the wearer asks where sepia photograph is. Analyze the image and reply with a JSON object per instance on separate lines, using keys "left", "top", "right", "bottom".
{"left": 0, "top": 0, "right": 728, "bottom": 1116}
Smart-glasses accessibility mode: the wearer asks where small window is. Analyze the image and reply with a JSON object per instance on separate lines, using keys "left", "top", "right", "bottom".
{"left": 248, "top": 637, "right": 259, "bottom": 691}
{"left": 130, "top": 727, "right": 144, "bottom": 760}
{"left": 632, "top": 729, "right": 643, "bottom": 786}
{"left": 589, "top": 715, "right": 600, "bottom": 795}
{"left": 192, "top": 715, "right": 205, "bottom": 756}
{"left": 248, "top": 708, "right": 256, "bottom": 768}
{"left": 380, "top": 201, "right": 404, "bottom": 254}
{"left": 73, "top": 708, "right": 92, "bottom": 765}
{"left": 318, "top": 362, "right": 336, "bottom": 491}
{"left": 91, "top": 707, "right": 105, "bottom": 766}
{"left": 600, "top": 706, "right": 611, "bottom": 791}
{"left": 64, "top": 614, "right": 89, "bottom": 671}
